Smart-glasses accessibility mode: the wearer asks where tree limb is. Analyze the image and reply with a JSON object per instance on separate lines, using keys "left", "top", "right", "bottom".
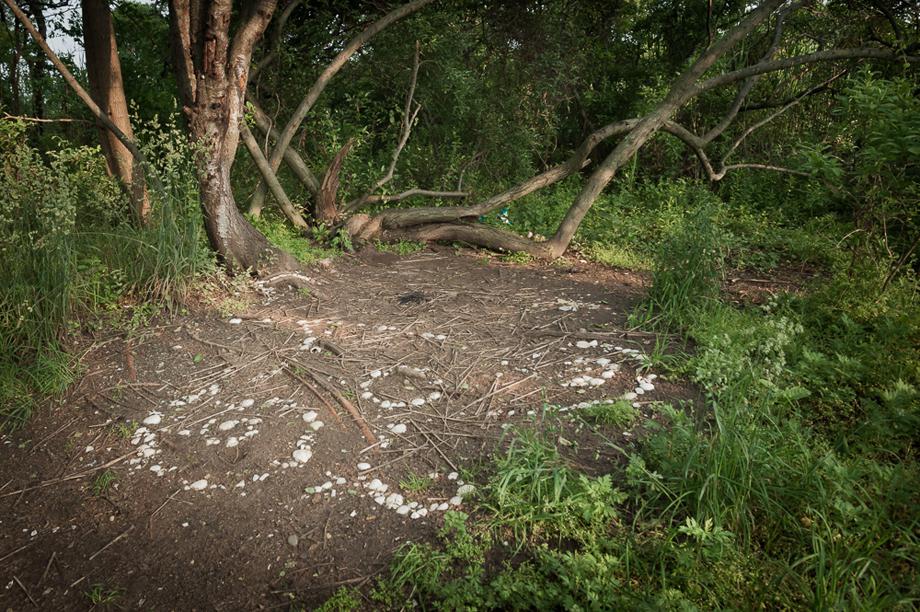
{"left": 249, "top": 0, "right": 302, "bottom": 82}
{"left": 240, "top": 122, "right": 308, "bottom": 229}
{"left": 2, "top": 0, "right": 163, "bottom": 195}
{"left": 250, "top": 0, "right": 433, "bottom": 213}
{"left": 698, "top": 47, "right": 919, "bottom": 94}
{"left": 343, "top": 40, "right": 425, "bottom": 213}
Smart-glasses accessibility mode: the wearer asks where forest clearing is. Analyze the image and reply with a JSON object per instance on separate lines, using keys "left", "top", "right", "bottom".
{"left": 1, "top": 0, "right": 917, "bottom": 609}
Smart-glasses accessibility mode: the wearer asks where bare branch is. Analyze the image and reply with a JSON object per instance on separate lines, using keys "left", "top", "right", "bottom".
{"left": 344, "top": 41, "right": 422, "bottom": 213}
{"left": 249, "top": 0, "right": 302, "bottom": 82}
{"left": 2, "top": 113, "right": 89, "bottom": 123}
{"left": 240, "top": 122, "right": 308, "bottom": 229}
{"left": 698, "top": 47, "right": 919, "bottom": 94}
{"left": 700, "top": 1, "right": 800, "bottom": 143}
{"left": 722, "top": 70, "right": 846, "bottom": 162}
{"left": 248, "top": 97, "right": 320, "bottom": 197}
{"left": 250, "top": 0, "right": 433, "bottom": 213}
{"left": 353, "top": 189, "right": 468, "bottom": 207}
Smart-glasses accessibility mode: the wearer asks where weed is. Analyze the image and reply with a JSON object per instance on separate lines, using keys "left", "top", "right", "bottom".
{"left": 399, "top": 472, "right": 433, "bottom": 493}
{"left": 500, "top": 251, "right": 533, "bottom": 264}
{"left": 111, "top": 420, "right": 138, "bottom": 440}
{"left": 582, "top": 400, "right": 637, "bottom": 428}
{"left": 374, "top": 239, "right": 426, "bottom": 255}
{"left": 85, "top": 583, "right": 123, "bottom": 607}
{"left": 250, "top": 214, "right": 335, "bottom": 264}
{"left": 315, "top": 586, "right": 362, "bottom": 612}
{"left": 92, "top": 470, "right": 117, "bottom": 496}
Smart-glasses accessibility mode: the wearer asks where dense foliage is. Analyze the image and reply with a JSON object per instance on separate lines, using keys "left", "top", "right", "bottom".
{"left": 0, "top": 0, "right": 917, "bottom": 607}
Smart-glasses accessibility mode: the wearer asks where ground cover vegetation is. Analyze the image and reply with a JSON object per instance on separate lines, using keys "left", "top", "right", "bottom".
{"left": 0, "top": 0, "right": 917, "bottom": 608}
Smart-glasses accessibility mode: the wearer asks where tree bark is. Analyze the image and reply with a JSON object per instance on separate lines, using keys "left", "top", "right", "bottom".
{"left": 169, "top": 0, "right": 301, "bottom": 274}
{"left": 81, "top": 0, "right": 150, "bottom": 223}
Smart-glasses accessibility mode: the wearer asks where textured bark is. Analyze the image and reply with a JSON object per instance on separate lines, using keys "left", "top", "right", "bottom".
{"left": 169, "top": 0, "right": 300, "bottom": 274}
{"left": 249, "top": 0, "right": 433, "bottom": 213}
{"left": 81, "top": 0, "right": 150, "bottom": 222}
{"left": 315, "top": 139, "right": 352, "bottom": 224}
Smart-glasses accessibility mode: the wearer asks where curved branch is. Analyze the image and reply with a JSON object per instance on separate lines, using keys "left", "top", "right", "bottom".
{"left": 698, "top": 48, "right": 919, "bottom": 93}
{"left": 345, "top": 40, "right": 422, "bottom": 213}
{"left": 248, "top": 97, "right": 320, "bottom": 202}
{"left": 249, "top": 0, "right": 302, "bottom": 82}
{"left": 250, "top": 0, "right": 433, "bottom": 213}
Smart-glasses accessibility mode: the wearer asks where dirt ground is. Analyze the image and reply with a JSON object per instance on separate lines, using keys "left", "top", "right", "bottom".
{"left": 0, "top": 247, "right": 695, "bottom": 610}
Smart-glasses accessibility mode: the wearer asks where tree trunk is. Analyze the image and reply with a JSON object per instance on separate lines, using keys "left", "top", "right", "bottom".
{"left": 81, "top": 0, "right": 149, "bottom": 223}
{"left": 169, "top": 0, "right": 300, "bottom": 274}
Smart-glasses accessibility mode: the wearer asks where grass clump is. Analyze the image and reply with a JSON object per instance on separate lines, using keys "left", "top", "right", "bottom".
{"left": 249, "top": 214, "right": 336, "bottom": 264}
{"left": 582, "top": 400, "right": 637, "bottom": 428}
{"left": 374, "top": 238, "right": 426, "bottom": 255}
{"left": 0, "top": 116, "right": 211, "bottom": 431}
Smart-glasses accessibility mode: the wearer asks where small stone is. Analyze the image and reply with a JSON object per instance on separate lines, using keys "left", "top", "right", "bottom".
{"left": 292, "top": 449, "right": 312, "bottom": 463}
{"left": 370, "top": 370, "right": 382, "bottom": 378}
{"left": 189, "top": 479, "right": 208, "bottom": 491}
{"left": 396, "top": 505, "right": 411, "bottom": 515}
{"left": 226, "top": 437, "right": 239, "bottom": 448}
{"left": 142, "top": 414, "right": 162, "bottom": 426}
{"left": 449, "top": 496, "right": 463, "bottom": 506}
{"left": 287, "top": 534, "right": 299, "bottom": 547}
{"left": 410, "top": 398, "right": 425, "bottom": 407}
{"left": 390, "top": 423, "right": 407, "bottom": 435}
{"left": 357, "top": 462, "right": 371, "bottom": 471}
{"left": 218, "top": 419, "right": 239, "bottom": 431}
{"left": 447, "top": 472, "right": 459, "bottom": 480}
{"left": 457, "top": 484, "right": 476, "bottom": 497}
{"left": 428, "top": 391, "right": 442, "bottom": 401}
{"left": 178, "top": 429, "right": 191, "bottom": 436}
{"left": 302, "top": 411, "right": 318, "bottom": 423}
{"left": 240, "top": 399, "right": 255, "bottom": 408}
{"left": 309, "top": 420, "right": 324, "bottom": 431}
{"left": 228, "top": 318, "right": 242, "bottom": 325}
{"left": 437, "top": 502, "right": 449, "bottom": 511}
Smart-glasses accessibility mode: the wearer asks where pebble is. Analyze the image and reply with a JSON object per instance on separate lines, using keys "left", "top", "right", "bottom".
{"left": 447, "top": 472, "right": 459, "bottom": 480}
{"left": 457, "top": 484, "right": 476, "bottom": 497}
{"left": 189, "top": 479, "right": 208, "bottom": 491}
{"left": 218, "top": 419, "right": 239, "bottom": 431}
{"left": 302, "top": 411, "right": 318, "bottom": 423}
{"left": 309, "top": 421, "right": 324, "bottom": 431}
{"left": 240, "top": 399, "right": 255, "bottom": 408}
{"left": 287, "top": 534, "right": 299, "bottom": 547}
{"left": 226, "top": 437, "right": 239, "bottom": 448}
{"left": 142, "top": 414, "right": 162, "bottom": 426}
{"left": 228, "top": 318, "right": 242, "bottom": 324}
{"left": 357, "top": 462, "right": 371, "bottom": 471}
{"left": 410, "top": 398, "right": 425, "bottom": 407}
{"left": 292, "top": 449, "right": 313, "bottom": 463}
{"left": 449, "top": 496, "right": 463, "bottom": 506}
{"left": 389, "top": 423, "right": 407, "bottom": 435}
{"left": 396, "top": 505, "right": 411, "bottom": 515}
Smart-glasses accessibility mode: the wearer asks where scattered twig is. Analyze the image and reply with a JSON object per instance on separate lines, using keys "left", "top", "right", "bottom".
{"left": 13, "top": 575, "right": 38, "bottom": 607}
{"left": 286, "top": 361, "right": 377, "bottom": 445}
{"left": 88, "top": 525, "right": 135, "bottom": 561}
{"left": 0, "top": 542, "right": 32, "bottom": 563}
{"left": 1, "top": 450, "right": 135, "bottom": 498}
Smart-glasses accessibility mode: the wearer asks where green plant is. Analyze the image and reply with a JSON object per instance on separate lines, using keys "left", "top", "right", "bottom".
{"left": 500, "top": 251, "right": 533, "bottom": 264}
{"left": 582, "top": 400, "right": 637, "bottom": 428}
{"left": 112, "top": 421, "right": 138, "bottom": 440}
{"left": 315, "top": 586, "right": 362, "bottom": 612}
{"left": 399, "top": 471, "right": 433, "bottom": 493}
{"left": 85, "top": 583, "right": 123, "bottom": 607}
{"left": 92, "top": 470, "right": 117, "bottom": 496}
{"left": 253, "top": 214, "right": 335, "bottom": 264}
{"left": 374, "top": 238, "right": 426, "bottom": 255}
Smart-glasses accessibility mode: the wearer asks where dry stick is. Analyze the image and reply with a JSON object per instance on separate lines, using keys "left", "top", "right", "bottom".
{"left": 461, "top": 374, "right": 536, "bottom": 412}
{"left": 88, "top": 525, "right": 134, "bottom": 561}
{"left": 286, "top": 364, "right": 375, "bottom": 444}
{"left": 1, "top": 450, "right": 136, "bottom": 498}
{"left": 187, "top": 330, "right": 243, "bottom": 353}
{"left": 407, "top": 417, "right": 459, "bottom": 471}
{"left": 13, "top": 575, "right": 38, "bottom": 607}
{"left": 1, "top": 0, "right": 163, "bottom": 195}
{"left": 282, "top": 367, "right": 344, "bottom": 427}
{"left": 39, "top": 552, "right": 56, "bottom": 586}
{"left": 0, "top": 542, "right": 32, "bottom": 564}
{"left": 29, "top": 417, "right": 80, "bottom": 454}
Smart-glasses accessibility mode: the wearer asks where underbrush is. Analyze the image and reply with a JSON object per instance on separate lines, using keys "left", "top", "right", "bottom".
{"left": 0, "top": 118, "right": 211, "bottom": 430}
{"left": 359, "top": 202, "right": 918, "bottom": 609}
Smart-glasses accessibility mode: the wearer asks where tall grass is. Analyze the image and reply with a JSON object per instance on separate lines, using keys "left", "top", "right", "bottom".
{"left": 0, "top": 117, "right": 209, "bottom": 430}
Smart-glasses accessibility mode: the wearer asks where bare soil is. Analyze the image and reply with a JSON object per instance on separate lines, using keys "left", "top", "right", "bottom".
{"left": 0, "top": 247, "right": 694, "bottom": 610}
